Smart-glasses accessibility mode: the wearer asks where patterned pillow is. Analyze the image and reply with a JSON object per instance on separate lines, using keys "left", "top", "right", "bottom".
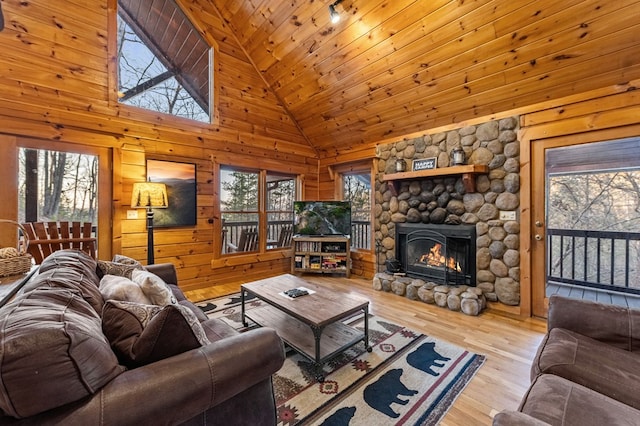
{"left": 96, "top": 260, "right": 143, "bottom": 279}
{"left": 102, "top": 300, "right": 210, "bottom": 368}
{"left": 112, "top": 254, "right": 143, "bottom": 267}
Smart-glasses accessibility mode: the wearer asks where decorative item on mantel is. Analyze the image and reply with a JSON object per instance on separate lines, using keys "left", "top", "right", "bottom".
{"left": 450, "top": 146, "right": 466, "bottom": 166}
{"left": 395, "top": 158, "right": 407, "bottom": 172}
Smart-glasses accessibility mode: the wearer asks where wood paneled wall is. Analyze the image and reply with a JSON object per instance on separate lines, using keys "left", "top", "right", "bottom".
{"left": 0, "top": 0, "right": 318, "bottom": 292}
{"left": 1, "top": 0, "right": 639, "bottom": 300}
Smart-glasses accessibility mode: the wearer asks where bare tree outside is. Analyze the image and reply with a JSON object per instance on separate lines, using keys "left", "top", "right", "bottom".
{"left": 547, "top": 169, "right": 640, "bottom": 289}
{"left": 18, "top": 148, "right": 98, "bottom": 224}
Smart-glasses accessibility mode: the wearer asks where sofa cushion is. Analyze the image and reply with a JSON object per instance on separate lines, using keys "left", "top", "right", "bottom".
{"left": 102, "top": 300, "right": 210, "bottom": 368}
{"left": 518, "top": 374, "right": 640, "bottom": 425}
{"left": 99, "top": 274, "right": 154, "bottom": 305}
{"left": 532, "top": 327, "right": 640, "bottom": 410}
{"left": 0, "top": 288, "right": 124, "bottom": 419}
{"left": 20, "top": 250, "right": 104, "bottom": 313}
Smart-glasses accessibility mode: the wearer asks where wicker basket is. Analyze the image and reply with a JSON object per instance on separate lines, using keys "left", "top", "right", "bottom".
{"left": 0, "top": 220, "right": 32, "bottom": 278}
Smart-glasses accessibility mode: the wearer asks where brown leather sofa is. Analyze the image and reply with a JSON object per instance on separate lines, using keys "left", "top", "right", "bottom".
{"left": 493, "top": 295, "right": 640, "bottom": 425}
{"left": 0, "top": 249, "right": 286, "bottom": 425}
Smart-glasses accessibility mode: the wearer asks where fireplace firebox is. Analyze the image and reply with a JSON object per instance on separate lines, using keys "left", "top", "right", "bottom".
{"left": 396, "top": 223, "right": 476, "bottom": 286}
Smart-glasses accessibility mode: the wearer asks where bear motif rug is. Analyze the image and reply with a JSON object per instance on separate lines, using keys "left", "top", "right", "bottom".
{"left": 198, "top": 294, "right": 485, "bottom": 425}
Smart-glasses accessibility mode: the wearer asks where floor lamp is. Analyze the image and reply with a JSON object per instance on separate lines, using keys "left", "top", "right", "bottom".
{"left": 131, "top": 182, "right": 168, "bottom": 265}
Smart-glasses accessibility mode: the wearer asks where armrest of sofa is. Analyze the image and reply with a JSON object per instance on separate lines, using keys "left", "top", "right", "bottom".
{"left": 145, "top": 262, "right": 178, "bottom": 285}
{"left": 493, "top": 411, "right": 550, "bottom": 425}
{"left": 547, "top": 294, "right": 640, "bottom": 351}
{"left": 1, "top": 327, "right": 285, "bottom": 425}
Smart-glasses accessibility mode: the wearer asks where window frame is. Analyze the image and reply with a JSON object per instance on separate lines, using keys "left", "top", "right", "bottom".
{"left": 108, "top": 0, "right": 219, "bottom": 127}
{"left": 333, "top": 161, "right": 374, "bottom": 252}
{"left": 217, "top": 164, "right": 297, "bottom": 257}
{"left": 11, "top": 138, "right": 113, "bottom": 259}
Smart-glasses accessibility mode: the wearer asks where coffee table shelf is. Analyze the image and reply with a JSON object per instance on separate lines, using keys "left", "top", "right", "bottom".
{"left": 246, "top": 304, "right": 365, "bottom": 361}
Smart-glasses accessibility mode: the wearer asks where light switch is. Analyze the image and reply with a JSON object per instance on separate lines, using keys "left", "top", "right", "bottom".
{"left": 499, "top": 211, "right": 517, "bottom": 221}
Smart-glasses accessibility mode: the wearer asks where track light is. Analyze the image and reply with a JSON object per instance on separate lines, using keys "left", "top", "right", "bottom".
{"left": 329, "top": 0, "right": 343, "bottom": 24}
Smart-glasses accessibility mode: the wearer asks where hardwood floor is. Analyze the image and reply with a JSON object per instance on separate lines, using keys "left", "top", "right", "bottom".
{"left": 184, "top": 275, "right": 547, "bottom": 425}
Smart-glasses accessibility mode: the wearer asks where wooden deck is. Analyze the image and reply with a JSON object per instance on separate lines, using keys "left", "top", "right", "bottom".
{"left": 547, "top": 281, "right": 640, "bottom": 309}
{"left": 185, "top": 274, "right": 547, "bottom": 425}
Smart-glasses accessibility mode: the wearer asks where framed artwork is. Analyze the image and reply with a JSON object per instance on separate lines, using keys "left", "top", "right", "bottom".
{"left": 146, "top": 159, "right": 197, "bottom": 227}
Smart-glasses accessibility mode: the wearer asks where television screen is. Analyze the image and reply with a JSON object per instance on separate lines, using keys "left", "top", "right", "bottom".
{"left": 293, "top": 201, "right": 351, "bottom": 236}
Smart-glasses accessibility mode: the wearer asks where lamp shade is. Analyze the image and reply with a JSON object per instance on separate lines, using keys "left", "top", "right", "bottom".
{"left": 131, "top": 182, "right": 168, "bottom": 208}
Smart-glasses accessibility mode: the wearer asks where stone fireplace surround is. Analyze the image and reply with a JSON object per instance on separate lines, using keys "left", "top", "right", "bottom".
{"left": 373, "top": 116, "right": 521, "bottom": 313}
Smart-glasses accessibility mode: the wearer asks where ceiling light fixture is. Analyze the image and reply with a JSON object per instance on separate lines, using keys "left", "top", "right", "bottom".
{"left": 329, "top": 0, "right": 344, "bottom": 24}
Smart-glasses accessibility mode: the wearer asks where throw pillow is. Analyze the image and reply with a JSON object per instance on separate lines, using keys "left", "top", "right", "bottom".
{"left": 99, "top": 275, "right": 153, "bottom": 305}
{"left": 96, "top": 260, "right": 142, "bottom": 279}
{"left": 102, "top": 300, "right": 210, "bottom": 367}
{"left": 130, "top": 269, "right": 176, "bottom": 306}
{"left": 0, "top": 288, "right": 124, "bottom": 419}
{"left": 112, "top": 254, "right": 143, "bottom": 267}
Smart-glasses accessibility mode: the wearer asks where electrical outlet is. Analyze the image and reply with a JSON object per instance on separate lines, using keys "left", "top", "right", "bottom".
{"left": 127, "top": 210, "right": 138, "bottom": 220}
{"left": 499, "top": 210, "right": 517, "bottom": 221}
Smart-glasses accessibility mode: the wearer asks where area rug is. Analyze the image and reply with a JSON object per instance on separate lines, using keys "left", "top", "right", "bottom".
{"left": 197, "top": 294, "right": 485, "bottom": 425}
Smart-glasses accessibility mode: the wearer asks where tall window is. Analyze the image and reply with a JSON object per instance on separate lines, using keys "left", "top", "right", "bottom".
{"left": 220, "top": 167, "right": 295, "bottom": 254}
{"left": 18, "top": 148, "right": 98, "bottom": 224}
{"left": 266, "top": 172, "right": 295, "bottom": 250}
{"left": 343, "top": 171, "right": 372, "bottom": 250}
{"left": 221, "top": 168, "right": 259, "bottom": 253}
{"left": 117, "top": 0, "right": 211, "bottom": 123}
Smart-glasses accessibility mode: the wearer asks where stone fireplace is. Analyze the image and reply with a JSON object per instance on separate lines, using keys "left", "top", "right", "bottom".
{"left": 373, "top": 116, "right": 522, "bottom": 313}
{"left": 396, "top": 223, "right": 476, "bottom": 286}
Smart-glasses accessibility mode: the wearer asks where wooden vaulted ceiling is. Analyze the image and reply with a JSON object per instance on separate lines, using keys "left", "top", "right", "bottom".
{"left": 194, "top": 0, "right": 640, "bottom": 158}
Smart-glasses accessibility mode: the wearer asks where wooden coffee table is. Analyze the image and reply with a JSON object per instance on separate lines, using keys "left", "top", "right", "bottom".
{"left": 241, "top": 274, "right": 371, "bottom": 381}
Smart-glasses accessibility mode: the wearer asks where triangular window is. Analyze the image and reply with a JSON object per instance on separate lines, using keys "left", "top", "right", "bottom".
{"left": 117, "top": 0, "right": 211, "bottom": 123}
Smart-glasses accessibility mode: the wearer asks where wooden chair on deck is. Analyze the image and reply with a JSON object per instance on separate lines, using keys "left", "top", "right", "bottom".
{"left": 22, "top": 221, "right": 97, "bottom": 264}
{"left": 276, "top": 225, "right": 293, "bottom": 247}
{"left": 227, "top": 227, "right": 259, "bottom": 253}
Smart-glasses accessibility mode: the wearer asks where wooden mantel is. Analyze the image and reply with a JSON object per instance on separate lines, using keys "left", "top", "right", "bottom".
{"left": 382, "top": 164, "right": 489, "bottom": 194}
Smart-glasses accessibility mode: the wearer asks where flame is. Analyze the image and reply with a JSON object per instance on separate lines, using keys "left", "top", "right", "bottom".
{"left": 418, "top": 243, "right": 461, "bottom": 272}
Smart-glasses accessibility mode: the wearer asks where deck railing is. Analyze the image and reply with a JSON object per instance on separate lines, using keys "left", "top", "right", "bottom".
{"left": 222, "top": 219, "right": 372, "bottom": 253}
{"left": 547, "top": 228, "right": 640, "bottom": 294}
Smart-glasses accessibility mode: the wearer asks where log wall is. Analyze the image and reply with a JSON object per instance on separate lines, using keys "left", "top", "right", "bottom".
{"left": 0, "top": 0, "right": 318, "bottom": 292}
{"left": 1, "top": 0, "right": 639, "bottom": 303}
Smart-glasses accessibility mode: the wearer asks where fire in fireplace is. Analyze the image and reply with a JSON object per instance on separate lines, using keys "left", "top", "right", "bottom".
{"left": 418, "top": 243, "right": 462, "bottom": 272}
{"left": 396, "top": 223, "right": 476, "bottom": 286}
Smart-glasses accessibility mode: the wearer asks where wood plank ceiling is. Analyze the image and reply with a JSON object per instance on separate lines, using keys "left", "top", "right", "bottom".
{"left": 198, "top": 0, "right": 640, "bottom": 158}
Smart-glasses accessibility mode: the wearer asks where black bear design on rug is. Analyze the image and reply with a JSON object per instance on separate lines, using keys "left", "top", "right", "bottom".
{"left": 320, "top": 406, "right": 356, "bottom": 426}
{"left": 363, "top": 368, "right": 418, "bottom": 418}
{"left": 406, "top": 341, "right": 451, "bottom": 376}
